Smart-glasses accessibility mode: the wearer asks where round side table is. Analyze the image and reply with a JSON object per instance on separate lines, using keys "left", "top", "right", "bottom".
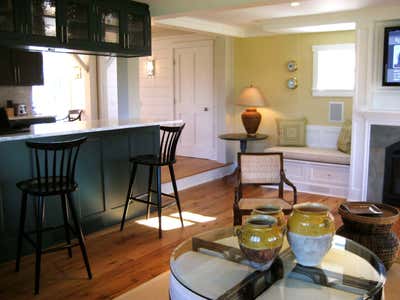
{"left": 219, "top": 133, "right": 268, "bottom": 152}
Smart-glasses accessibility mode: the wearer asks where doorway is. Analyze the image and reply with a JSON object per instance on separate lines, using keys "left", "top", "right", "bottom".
{"left": 173, "top": 40, "right": 215, "bottom": 160}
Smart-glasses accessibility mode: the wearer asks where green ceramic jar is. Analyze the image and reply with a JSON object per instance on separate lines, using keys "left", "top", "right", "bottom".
{"left": 235, "top": 215, "right": 283, "bottom": 270}
{"left": 287, "top": 202, "right": 335, "bottom": 266}
{"left": 251, "top": 205, "right": 286, "bottom": 231}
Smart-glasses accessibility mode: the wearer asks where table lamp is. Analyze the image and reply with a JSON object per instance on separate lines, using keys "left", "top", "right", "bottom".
{"left": 237, "top": 85, "right": 268, "bottom": 136}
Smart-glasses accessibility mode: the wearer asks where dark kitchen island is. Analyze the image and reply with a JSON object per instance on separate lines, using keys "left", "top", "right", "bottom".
{"left": 0, "top": 119, "right": 180, "bottom": 263}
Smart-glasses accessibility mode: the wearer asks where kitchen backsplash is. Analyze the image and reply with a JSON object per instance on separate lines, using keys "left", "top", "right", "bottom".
{"left": 0, "top": 86, "right": 32, "bottom": 114}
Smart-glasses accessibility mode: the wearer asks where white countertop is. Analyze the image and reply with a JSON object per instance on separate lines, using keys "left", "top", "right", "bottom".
{"left": 0, "top": 118, "right": 183, "bottom": 143}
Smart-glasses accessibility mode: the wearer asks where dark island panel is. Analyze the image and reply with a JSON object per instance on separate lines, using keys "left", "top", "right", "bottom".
{"left": 0, "top": 125, "right": 159, "bottom": 263}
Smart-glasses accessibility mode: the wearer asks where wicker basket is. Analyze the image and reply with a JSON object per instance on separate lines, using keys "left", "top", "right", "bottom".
{"left": 337, "top": 202, "right": 399, "bottom": 270}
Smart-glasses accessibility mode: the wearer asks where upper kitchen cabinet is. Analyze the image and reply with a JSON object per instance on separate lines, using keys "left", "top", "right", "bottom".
{"left": 59, "top": 0, "right": 96, "bottom": 49}
{"left": 0, "top": 0, "right": 25, "bottom": 40}
{"left": 94, "top": 0, "right": 123, "bottom": 51}
{"left": 0, "top": 0, "right": 151, "bottom": 57}
{"left": 123, "top": 1, "right": 151, "bottom": 55}
{"left": 24, "top": 0, "right": 60, "bottom": 45}
{"left": 0, "top": 47, "right": 43, "bottom": 86}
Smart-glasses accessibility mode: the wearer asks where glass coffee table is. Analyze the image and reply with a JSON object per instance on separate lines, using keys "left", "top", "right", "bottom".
{"left": 170, "top": 227, "right": 386, "bottom": 300}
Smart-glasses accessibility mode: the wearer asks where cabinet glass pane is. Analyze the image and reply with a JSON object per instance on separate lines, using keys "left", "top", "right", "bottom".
{"left": 100, "top": 9, "right": 119, "bottom": 44}
{"left": 126, "top": 13, "right": 144, "bottom": 49}
{"left": 0, "top": 0, "right": 15, "bottom": 32}
{"left": 66, "top": 1, "right": 89, "bottom": 40}
{"left": 31, "top": 0, "right": 56, "bottom": 37}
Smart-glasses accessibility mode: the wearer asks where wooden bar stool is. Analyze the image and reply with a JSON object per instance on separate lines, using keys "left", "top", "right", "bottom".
{"left": 15, "top": 137, "right": 92, "bottom": 294}
{"left": 120, "top": 124, "right": 185, "bottom": 238}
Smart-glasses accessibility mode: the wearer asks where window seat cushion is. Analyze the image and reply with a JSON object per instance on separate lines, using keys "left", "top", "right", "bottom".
{"left": 264, "top": 146, "right": 350, "bottom": 165}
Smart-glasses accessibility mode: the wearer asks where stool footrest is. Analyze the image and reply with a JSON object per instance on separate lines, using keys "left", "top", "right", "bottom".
{"left": 42, "top": 242, "right": 79, "bottom": 254}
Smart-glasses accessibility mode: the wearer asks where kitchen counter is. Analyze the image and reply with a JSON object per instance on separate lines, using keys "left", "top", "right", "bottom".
{"left": 0, "top": 118, "right": 182, "bottom": 143}
{"left": 0, "top": 119, "right": 181, "bottom": 263}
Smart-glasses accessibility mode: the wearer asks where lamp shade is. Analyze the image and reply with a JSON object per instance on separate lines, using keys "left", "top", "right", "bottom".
{"left": 237, "top": 85, "right": 268, "bottom": 107}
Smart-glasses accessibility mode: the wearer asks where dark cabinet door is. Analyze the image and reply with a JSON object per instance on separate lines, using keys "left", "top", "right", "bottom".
{"left": 0, "top": 0, "right": 25, "bottom": 40}
{"left": 123, "top": 4, "right": 150, "bottom": 55}
{"left": 24, "top": 0, "right": 61, "bottom": 45}
{"left": 60, "top": 0, "right": 95, "bottom": 48}
{"left": 94, "top": 0, "right": 124, "bottom": 51}
{"left": 0, "top": 48, "right": 16, "bottom": 85}
{"left": 13, "top": 50, "right": 43, "bottom": 85}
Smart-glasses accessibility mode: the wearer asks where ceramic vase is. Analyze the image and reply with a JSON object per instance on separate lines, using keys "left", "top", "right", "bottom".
{"left": 235, "top": 215, "right": 283, "bottom": 270}
{"left": 251, "top": 205, "right": 286, "bottom": 233}
{"left": 287, "top": 202, "right": 335, "bottom": 267}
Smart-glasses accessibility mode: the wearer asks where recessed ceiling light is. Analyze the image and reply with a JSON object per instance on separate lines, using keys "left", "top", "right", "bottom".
{"left": 290, "top": 2, "right": 301, "bottom": 7}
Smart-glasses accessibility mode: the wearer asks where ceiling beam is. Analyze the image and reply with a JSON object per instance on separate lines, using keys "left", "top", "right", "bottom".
{"left": 148, "top": 0, "right": 298, "bottom": 18}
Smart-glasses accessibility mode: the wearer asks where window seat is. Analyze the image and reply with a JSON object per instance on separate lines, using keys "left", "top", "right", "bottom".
{"left": 264, "top": 146, "right": 350, "bottom": 198}
{"left": 264, "top": 146, "right": 350, "bottom": 165}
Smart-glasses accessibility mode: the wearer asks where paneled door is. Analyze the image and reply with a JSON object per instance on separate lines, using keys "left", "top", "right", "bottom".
{"left": 174, "top": 40, "right": 215, "bottom": 160}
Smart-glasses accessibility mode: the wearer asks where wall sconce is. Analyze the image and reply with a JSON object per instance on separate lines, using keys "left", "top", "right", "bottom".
{"left": 145, "top": 59, "right": 155, "bottom": 78}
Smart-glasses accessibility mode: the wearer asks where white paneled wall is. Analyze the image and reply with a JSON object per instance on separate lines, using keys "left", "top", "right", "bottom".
{"left": 139, "top": 43, "right": 174, "bottom": 120}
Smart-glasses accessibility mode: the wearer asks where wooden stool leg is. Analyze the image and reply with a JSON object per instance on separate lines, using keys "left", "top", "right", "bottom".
{"left": 67, "top": 193, "right": 92, "bottom": 280}
{"left": 156, "top": 166, "right": 162, "bottom": 238}
{"left": 16, "top": 192, "right": 28, "bottom": 272}
{"left": 168, "top": 164, "right": 184, "bottom": 227}
{"left": 34, "top": 196, "right": 45, "bottom": 295}
{"left": 146, "top": 166, "right": 154, "bottom": 219}
{"left": 61, "top": 194, "right": 72, "bottom": 258}
{"left": 120, "top": 163, "right": 138, "bottom": 231}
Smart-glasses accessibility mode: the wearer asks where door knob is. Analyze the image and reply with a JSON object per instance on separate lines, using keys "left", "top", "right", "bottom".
{"left": 203, "top": 107, "right": 209, "bottom": 111}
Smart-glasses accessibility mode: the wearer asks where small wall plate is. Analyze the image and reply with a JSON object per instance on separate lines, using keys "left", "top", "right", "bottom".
{"left": 287, "top": 60, "right": 297, "bottom": 72}
{"left": 287, "top": 77, "right": 298, "bottom": 89}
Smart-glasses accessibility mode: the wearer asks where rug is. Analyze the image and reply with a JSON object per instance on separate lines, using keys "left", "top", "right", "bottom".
{"left": 114, "top": 271, "right": 170, "bottom": 300}
{"left": 115, "top": 265, "right": 400, "bottom": 300}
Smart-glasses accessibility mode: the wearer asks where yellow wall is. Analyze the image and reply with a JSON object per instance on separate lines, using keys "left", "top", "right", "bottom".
{"left": 234, "top": 30, "right": 356, "bottom": 146}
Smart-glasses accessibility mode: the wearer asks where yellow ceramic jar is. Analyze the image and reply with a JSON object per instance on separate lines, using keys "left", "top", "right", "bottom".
{"left": 251, "top": 205, "right": 286, "bottom": 231}
{"left": 236, "top": 215, "right": 283, "bottom": 270}
{"left": 287, "top": 202, "right": 335, "bottom": 266}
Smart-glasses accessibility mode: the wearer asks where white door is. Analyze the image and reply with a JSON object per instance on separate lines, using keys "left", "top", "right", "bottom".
{"left": 174, "top": 41, "right": 215, "bottom": 159}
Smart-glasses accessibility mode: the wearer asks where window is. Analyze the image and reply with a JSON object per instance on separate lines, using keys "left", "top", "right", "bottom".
{"left": 32, "top": 52, "right": 89, "bottom": 119}
{"left": 312, "top": 43, "right": 355, "bottom": 97}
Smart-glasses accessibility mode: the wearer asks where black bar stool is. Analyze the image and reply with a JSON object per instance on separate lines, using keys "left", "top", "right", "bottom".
{"left": 120, "top": 124, "right": 185, "bottom": 238}
{"left": 15, "top": 137, "right": 92, "bottom": 294}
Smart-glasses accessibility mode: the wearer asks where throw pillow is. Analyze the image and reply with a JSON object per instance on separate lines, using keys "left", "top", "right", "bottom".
{"left": 337, "top": 120, "right": 352, "bottom": 154}
{"left": 276, "top": 118, "right": 306, "bottom": 146}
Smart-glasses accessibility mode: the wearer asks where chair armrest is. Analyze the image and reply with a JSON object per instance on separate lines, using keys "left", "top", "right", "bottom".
{"left": 234, "top": 184, "right": 242, "bottom": 203}
{"left": 282, "top": 174, "right": 297, "bottom": 205}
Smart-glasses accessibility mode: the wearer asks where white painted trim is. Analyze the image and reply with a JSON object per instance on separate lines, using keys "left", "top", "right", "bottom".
{"left": 161, "top": 163, "right": 236, "bottom": 194}
{"left": 312, "top": 89, "right": 354, "bottom": 97}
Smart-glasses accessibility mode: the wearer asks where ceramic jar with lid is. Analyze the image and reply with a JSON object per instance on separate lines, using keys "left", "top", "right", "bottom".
{"left": 287, "top": 202, "right": 335, "bottom": 266}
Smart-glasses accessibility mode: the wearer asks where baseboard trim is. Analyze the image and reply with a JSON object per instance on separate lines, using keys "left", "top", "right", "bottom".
{"left": 162, "top": 163, "right": 235, "bottom": 194}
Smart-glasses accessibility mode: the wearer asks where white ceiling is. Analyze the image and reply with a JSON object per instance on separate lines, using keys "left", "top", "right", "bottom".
{"left": 191, "top": 0, "right": 393, "bottom": 26}
{"left": 144, "top": 0, "right": 400, "bottom": 37}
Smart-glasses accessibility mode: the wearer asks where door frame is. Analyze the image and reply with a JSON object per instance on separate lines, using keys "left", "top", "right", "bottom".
{"left": 172, "top": 39, "right": 217, "bottom": 160}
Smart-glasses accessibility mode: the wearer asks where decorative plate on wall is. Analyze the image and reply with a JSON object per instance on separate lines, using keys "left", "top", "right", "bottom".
{"left": 287, "top": 60, "right": 297, "bottom": 72}
{"left": 287, "top": 77, "right": 298, "bottom": 89}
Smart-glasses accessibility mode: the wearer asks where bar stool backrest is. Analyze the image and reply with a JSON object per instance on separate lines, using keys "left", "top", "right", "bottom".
{"left": 159, "top": 124, "right": 185, "bottom": 164}
{"left": 26, "top": 137, "right": 87, "bottom": 192}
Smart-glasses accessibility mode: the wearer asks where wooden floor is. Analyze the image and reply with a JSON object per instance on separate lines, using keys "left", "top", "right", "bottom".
{"left": 161, "top": 156, "right": 227, "bottom": 183}
{"left": 0, "top": 176, "right": 398, "bottom": 299}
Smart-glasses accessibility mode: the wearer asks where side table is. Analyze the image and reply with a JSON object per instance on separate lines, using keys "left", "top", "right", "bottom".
{"left": 219, "top": 133, "right": 268, "bottom": 152}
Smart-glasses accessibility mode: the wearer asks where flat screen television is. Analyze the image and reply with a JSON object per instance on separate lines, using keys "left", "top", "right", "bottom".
{"left": 383, "top": 26, "right": 400, "bottom": 86}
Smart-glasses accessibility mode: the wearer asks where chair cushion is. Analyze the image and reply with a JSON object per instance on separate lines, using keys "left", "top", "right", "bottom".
{"left": 238, "top": 198, "right": 292, "bottom": 210}
{"left": 337, "top": 120, "right": 352, "bottom": 154}
{"left": 276, "top": 118, "right": 306, "bottom": 146}
{"left": 265, "top": 146, "right": 350, "bottom": 165}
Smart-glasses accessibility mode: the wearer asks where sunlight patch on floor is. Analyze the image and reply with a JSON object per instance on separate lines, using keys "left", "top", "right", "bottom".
{"left": 136, "top": 211, "right": 217, "bottom": 231}
{"left": 136, "top": 216, "right": 194, "bottom": 230}
{"left": 170, "top": 211, "right": 217, "bottom": 223}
